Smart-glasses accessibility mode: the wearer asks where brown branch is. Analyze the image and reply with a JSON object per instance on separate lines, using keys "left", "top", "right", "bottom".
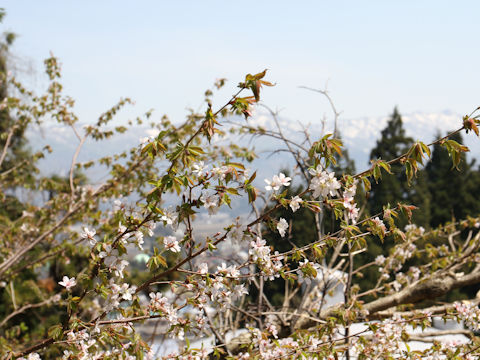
{"left": 0, "top": 125, "right": 17, "bottom": 168}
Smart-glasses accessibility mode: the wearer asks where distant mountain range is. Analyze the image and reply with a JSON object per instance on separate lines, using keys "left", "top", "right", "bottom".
{"left": 27, "top": 109, "right": 479, "bottom": 184}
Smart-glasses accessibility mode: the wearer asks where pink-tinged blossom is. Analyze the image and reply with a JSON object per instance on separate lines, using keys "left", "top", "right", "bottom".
{"left": 289, "top": 195, "right": 302, "bottom": 212}
{"left": 277, "top": 218, "right": 288, "bottom": 237}
{"left": 81, "top": 227, "right": 97, "bottom": 246}
{"left": 149, "top": 292, "right": 169, "bottom": 312}
{"left": 58, "top": 276, "right": 76, "bottom": 291}
{"left": 371, "top": 216, "right": 386, "bottom": 232}
{"left": 110, "top": 281, "right": 137, "bottom": 301}
{"left": 266, "top": 322, "right": 278, "bottom": 339}
{"left": 233, "top": 284, "right": 249, "bottom": 298}
{"left": 345, "top": 202, "right": 359, "bottom": 224}
{"left": 163, "top": 236, "right": 181, "bottom": 253}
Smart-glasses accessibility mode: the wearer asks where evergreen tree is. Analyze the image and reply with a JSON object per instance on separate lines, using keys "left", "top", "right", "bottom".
{"left": 368, "top": 107, "right": 414, "bottom": 216}
{"left": 425, "top": 131, "right": 480, "bottom": 228}
{"left": 0, "top": 9, "right": 28, "bottom": 221}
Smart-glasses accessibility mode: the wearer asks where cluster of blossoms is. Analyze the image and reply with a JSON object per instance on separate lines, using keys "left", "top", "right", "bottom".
{"left": 453, "top": 301, "right": 480, "bottom": 331}
{"left": 405, "top": 223, "right": 426, "bottom": 236}
{"left": 354, "top": 315, "right": 406, "bottom": 357}
{"left": 105, "top": 279, "right": 137, "bottom": 311}
{"left": 308, "top": 167, "right": 341, "bottom": 199}
{"left": 390, "top": 266, "right": 422, "bottom": 292}
{"left": 194, "top": 262, "right": 248, "bottom": 311}
{"left": 296, "top": 258, "right": 322, "bottom": 284}
{"left": 192, "top": 161, "right": 250, "bottom": 182}
{"left": 370, "top": 216, "right": 387, "bottom": 237}
{"left": 149, "top": 292, "right": 181, "bottom": 331}
{"left": 243, "top": 328, "right": 339, "bottom": 360}
{"left": 58, "top": 325, "right": 149, "bottom": 360}
{"left": 80, "top": 217, "right": 156, "bottom": 279}
{"left": 98, "top": 244, "right": 130, "bottom": 278}
{"left": 342, "top": 181, "right": 359, "bottom": 224}
{"left": 249, "top": 237, "right": 284, "bottom": 279}
{"left": 376, "top": 239, "right": 418, "bottom": 284}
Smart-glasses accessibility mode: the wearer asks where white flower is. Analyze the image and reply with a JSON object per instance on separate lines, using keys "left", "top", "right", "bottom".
{"left": 25, "top": 353, "right": 41, "bottom": 360}
{"left": 289, "top": 196, "right": 302, "bottom": 212}
{"left": 343, "top": 182, "right": 357, "bottom": 202}
{"left": 211, "top": 165, "right": 230, "bottom": 180}
{"left": 276, "top": 173, "right": 291, "bottom": 187}
{"left": 266, "top": 322, "right": 278, "bottom": 339}
{"left": 113, "top": 199, "right": 124, "bottom": 212}
{"left": 217, "top": 263, "right": 240, "bottom": 278}
{"left": 149, "top": 292, "right": 169, "bottom": 312}
{"left": 277, "top": 218, "right": 288, "bottom": 237}
{"left": 58, "top": 276, "right": 76, "bottom": 291}
{"left": 163, "top": 236, "right": 181, "bottom": 253}
{"left": 192, "top": 161, "right": 207, "bottom": 177}
{"left": 81, "top": 227, "right": 97, "bottom": 246}
{"left": 375, "top": 255, "right": 386, "bottom": 265}
{"left": 233, "top": 284, "right": 249, "bottom": 298}
{"left": 249, "top": 237, "right": 270, "bottom": 262}
{"left": 345, "top": 203, "right": 359, "bottom": 224}
{"left": 160, "top": 207, "right": 178, "bottom": 228}
{"left": 265, "top": 173, "right": 291, "bottom": 191}
{"left": 309, "top": 169, "right": 341, "bottom": 199}
{"left": 134, "top": 231, "right": 144, "bottom": 250}
{"left": 200, "top": 193, "right": 220, "bottom": 215}
{"left": 198, "top": 262, "right": 208, "bottom": 274}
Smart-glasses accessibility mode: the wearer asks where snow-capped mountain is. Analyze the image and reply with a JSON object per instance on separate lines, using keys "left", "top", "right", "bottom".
{"left": 26, "top": 109, "right": 479, "bottom": 184}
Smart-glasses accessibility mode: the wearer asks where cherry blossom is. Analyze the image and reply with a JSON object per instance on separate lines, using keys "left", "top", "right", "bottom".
{"left": 81, "top": 227, "right": 97, "bottom": 246}
{"left": 309, "top": 169, "right": 341, "bottom": 199}
{"left": 163, "top": 235, "right": 181, "bottom": 253}
{"left": 58, "top": 276, "right": 76, "bottom": 291}
{"left": 277, "top": 217, "right": 288, "bottom": 237}
{"left": 265, "top": 172, "right": 291, "bottom": 191}
{"left": 289, "top": 195, "right": 302, "bottom": 212}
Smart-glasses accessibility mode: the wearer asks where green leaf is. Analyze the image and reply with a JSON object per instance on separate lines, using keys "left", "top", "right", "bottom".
{"left": 48, "top": 324, "right": 63, "bottom": 340}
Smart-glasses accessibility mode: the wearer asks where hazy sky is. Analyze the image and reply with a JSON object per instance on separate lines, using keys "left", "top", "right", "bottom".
{"left": 2, "top": 1, "right": 480, "bottom": 127}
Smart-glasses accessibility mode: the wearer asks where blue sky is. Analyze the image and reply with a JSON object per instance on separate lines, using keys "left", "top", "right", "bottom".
{"left": 2, "top": 1, "right": 480, "bottom": 128}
